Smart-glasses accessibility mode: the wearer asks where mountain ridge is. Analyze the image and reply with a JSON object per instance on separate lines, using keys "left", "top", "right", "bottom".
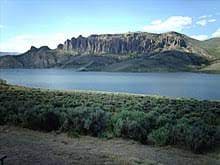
{"left": 0, "top": 31, "right": 219, "bottom": 72}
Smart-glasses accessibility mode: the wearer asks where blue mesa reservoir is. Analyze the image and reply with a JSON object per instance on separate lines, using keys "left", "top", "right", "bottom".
{"left": 1, "top": 69, "right": 220, "bottom": 100}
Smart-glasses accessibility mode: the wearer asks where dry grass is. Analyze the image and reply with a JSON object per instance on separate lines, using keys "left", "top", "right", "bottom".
{"left": 0, "top": 125, "right": 220, "bottom": 165}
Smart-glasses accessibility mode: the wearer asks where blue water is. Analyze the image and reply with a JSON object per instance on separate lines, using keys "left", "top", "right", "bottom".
{"left": 0, "top": 69, "right": 220, "bottom": 100}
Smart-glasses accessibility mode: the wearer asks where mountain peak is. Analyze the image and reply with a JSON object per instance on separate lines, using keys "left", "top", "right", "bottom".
{"left": 162, "top": 31, "right": 184, "bottom": 37}
{"left": 77, "top": 35, "right": 84, "bottom": 39}
{"left": 57, "top": 44, "right": 64, "bottom": 49}
{"left": 26, "top": 46, "right": 50, "bottom": 54}
{"left": 39, "top": 46, "right": 50, "bottom": 51}
{"left": 30, "top": 46, "right": 37, "bottom": 51}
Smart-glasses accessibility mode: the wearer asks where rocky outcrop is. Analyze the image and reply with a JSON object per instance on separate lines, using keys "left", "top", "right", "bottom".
{"left": 0, "top": 31, "right": 215, "bottom": 71}
{"left": 60, "top": 32, "right": 206, "bottom": 56}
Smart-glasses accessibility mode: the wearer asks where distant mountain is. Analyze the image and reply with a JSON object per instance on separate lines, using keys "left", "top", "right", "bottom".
{"left": 0, "top": 31, "right": 219, "bottom": 73}
{"left": 0, "top": 52, "right": 20, "bottom": 56}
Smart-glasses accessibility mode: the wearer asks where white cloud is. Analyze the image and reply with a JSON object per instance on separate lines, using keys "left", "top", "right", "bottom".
{"left": 196, "top": 20, "right": 207, "bottom": 26}
{"left": 0, "top": 28, "right": 131, "bottom": 52}
{"left": 212, "top": 28, "right": 220, "bottom": 38}
{"left": 208, "top": 19, "right": 216, "bottom": 23}
{"left": 0, "top": 32, "right": 93, "bottom": 52}
{"left": 191, "top": 28, "right": 220, "bottom": 40}
{"left": 199, "top": 15, "right": 207, "bottom": 19}
{"left": 196, "top": 19, "right": 216, "bottom": 26}
{"left": 199, "top": 15, "right": 212, "bottom": 19}
{"left": 143, "top": 16, "right": 192, "bottom": 33}
{"left": 151, "top": 19, "right": 162, "bottom": 25}
{"left": 190, "top": 35, "right": 209, "bottom": 41}
{"left": 0, "top": 33, "right": 67, "bottom": 52}
{"left": 196, "top": 15, "right": 216, "bottom": 26}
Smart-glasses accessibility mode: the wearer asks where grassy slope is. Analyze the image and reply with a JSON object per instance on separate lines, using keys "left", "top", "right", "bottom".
{"left": 196, "top": 38, "right": 220, "bottom": 73}
{"left": 0, "top": 82, "right": 220, "bottom": 153}
{"left": 200, "top": 60, "right": 220, "bottom": 73}
{"left": 199, "top": 38, "right": 220, "bottom": 59}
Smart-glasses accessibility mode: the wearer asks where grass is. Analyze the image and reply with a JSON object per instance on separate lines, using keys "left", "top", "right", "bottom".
{"left": 200, "top": 61, "right": 220, "bottom": 73}
{"left": 0, "top": 81, "right": 220, "bottom": 153}
{"left": 199, "top": 38, "right": 220, "bottom": 59}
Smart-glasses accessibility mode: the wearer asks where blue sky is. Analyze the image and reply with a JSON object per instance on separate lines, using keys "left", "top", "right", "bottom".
{"left": 0, "top": 0, "right": 219, "bottom": 52}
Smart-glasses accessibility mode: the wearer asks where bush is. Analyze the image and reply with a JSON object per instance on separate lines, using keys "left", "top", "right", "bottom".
{"left": 22, "top": 108, "right": 60, "bottom": 131}
{"left": 202, "top": 111, "right": 217, "bottom": 125}
{"left": 67, "top": 130, "right": 80, "bottom": 138}
{"left": 0, "top": 79, "right": 7, "bottom": 84}
{"left": 1, "top": 83, "right": 220, "bottom": 153}
{"left": 62, "top": 107, "right": 110, "bottom": 136}
{"left": 186, "top": 122, "right": 215, "bottom": 153}
{"left": 215, "top": 126, "right": 220, "bottom": 141}
{"left": 173, "top": 118, "right": 216, "bottom": 153}
{"left": 0, "top": 106, "right": 7, "bottom": 125}
{"left": 148, "top": 124, "right": 173, "bottom": 146}
{"left": 111, "top": 110, "right": 156, "bottom": 143}
{"left": 156, "top": 114, "right": 176, "bottom": 127}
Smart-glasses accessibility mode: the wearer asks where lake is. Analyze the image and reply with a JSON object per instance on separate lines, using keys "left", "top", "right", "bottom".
{"left": 0, "top": 69, "right": 220, "bottom": 100}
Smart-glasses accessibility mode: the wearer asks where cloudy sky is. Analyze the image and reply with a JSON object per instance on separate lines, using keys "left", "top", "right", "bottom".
{"left": 0, "top": 0, "right": 219, "bottom": 52}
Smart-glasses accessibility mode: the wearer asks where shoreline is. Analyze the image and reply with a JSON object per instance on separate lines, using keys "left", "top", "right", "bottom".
{"left": 1, "top": 68, "right": 220, "bottom": 74}
{"left": 5, "top": 82, "right": 220, "bottom": 102}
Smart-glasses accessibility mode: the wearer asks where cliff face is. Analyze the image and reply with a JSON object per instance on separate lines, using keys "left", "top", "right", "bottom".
{"left": 61, "top": 32, "right": 187, "bottom": 54}
{"left": 59, "top": 32, "right": 207, "bottom": 57}
{"left": 0, "top": 31, "right": 215, "bottom": 72}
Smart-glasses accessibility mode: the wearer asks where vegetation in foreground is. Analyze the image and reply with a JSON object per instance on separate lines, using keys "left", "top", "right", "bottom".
{"left": 0, "top": 81, "right": 220, "bottom": 153}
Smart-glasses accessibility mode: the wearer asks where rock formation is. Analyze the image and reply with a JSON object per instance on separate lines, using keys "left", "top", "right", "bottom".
{"left": 0, "top": 31, "right": 218, "bottom": 72}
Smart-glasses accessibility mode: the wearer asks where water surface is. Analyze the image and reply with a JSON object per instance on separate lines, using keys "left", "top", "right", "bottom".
{"left": 1, "top": 69, "right": 220, "bottom": 100}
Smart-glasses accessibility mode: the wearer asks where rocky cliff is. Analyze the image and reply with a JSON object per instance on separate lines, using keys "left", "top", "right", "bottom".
{"left": 59, "top": 31, "right": 209, "bottom": 58}
{"left": 0, "top": 31, "right": 218, "bottom": 72}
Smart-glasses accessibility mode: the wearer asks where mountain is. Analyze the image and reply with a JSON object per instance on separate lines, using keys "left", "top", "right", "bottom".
{"left": 0, "top": 31, "right": 219, "bottom": 72}
{"left": 196, "top": 38, "right": 220, "bottom": 73}
{"left": 0, "top": 52, "right": 20, "bottom": 56}
{"left": 198, "top": 38, "right": 220, "bottom": 59}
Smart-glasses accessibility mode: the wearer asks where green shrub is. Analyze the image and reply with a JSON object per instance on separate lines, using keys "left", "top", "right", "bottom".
{"left": 173, "top": 118, "right": 216, "bottom": 153}
{"left": 202, "top": 111, "right": 217, "bottom": 125}
{"left": 67, "top": 130, "right": 80, "bottom": 138}
{"left": 0, "top": 106, "right": 7, "bottom": 125}
{"left": 99, "top": 131, "right": 114, "bottom": 139}
{"left": 111, "top": 110, "right": 156, "bottom": 143}
{"left": 156, "top": 114, "right": 176, "bottom": 127}
{"left": 148, "top": 124, "right": 172, "bottom": 146}
{"left": 1, "top": 83, "right": 220, "bottom": 153}
{"left": 0, "top": 79, "right": 7, "bottom": 84}
{"left": 22, "top": 108, "right": 60, "bottom": 131}
{"left": 62, "top": 107, "right": 110, "bottom": 136}
{"left": 215, "top": 126, "right": 220, "bottom": 141}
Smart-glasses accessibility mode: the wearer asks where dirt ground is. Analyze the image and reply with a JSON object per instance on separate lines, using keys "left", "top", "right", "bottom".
{"left": 0, "top": 125, "right": 219, "bottom": 165}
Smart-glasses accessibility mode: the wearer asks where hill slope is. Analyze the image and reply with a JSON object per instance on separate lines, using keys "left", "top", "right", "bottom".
{"left": 198, "top": 38, "right": 220, "bottom": 59}
{"left": 0, "top": 31, "right": 219, "bottom": 72}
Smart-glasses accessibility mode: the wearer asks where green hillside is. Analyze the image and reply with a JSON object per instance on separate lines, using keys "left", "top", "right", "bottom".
{"left": 199, "top": 38, "right": 220, "bottom": 59}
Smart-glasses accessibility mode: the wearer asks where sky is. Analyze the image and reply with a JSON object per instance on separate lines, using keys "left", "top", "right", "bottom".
{"left": 0, "top": 0, "right": 220, "bottom": 52}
